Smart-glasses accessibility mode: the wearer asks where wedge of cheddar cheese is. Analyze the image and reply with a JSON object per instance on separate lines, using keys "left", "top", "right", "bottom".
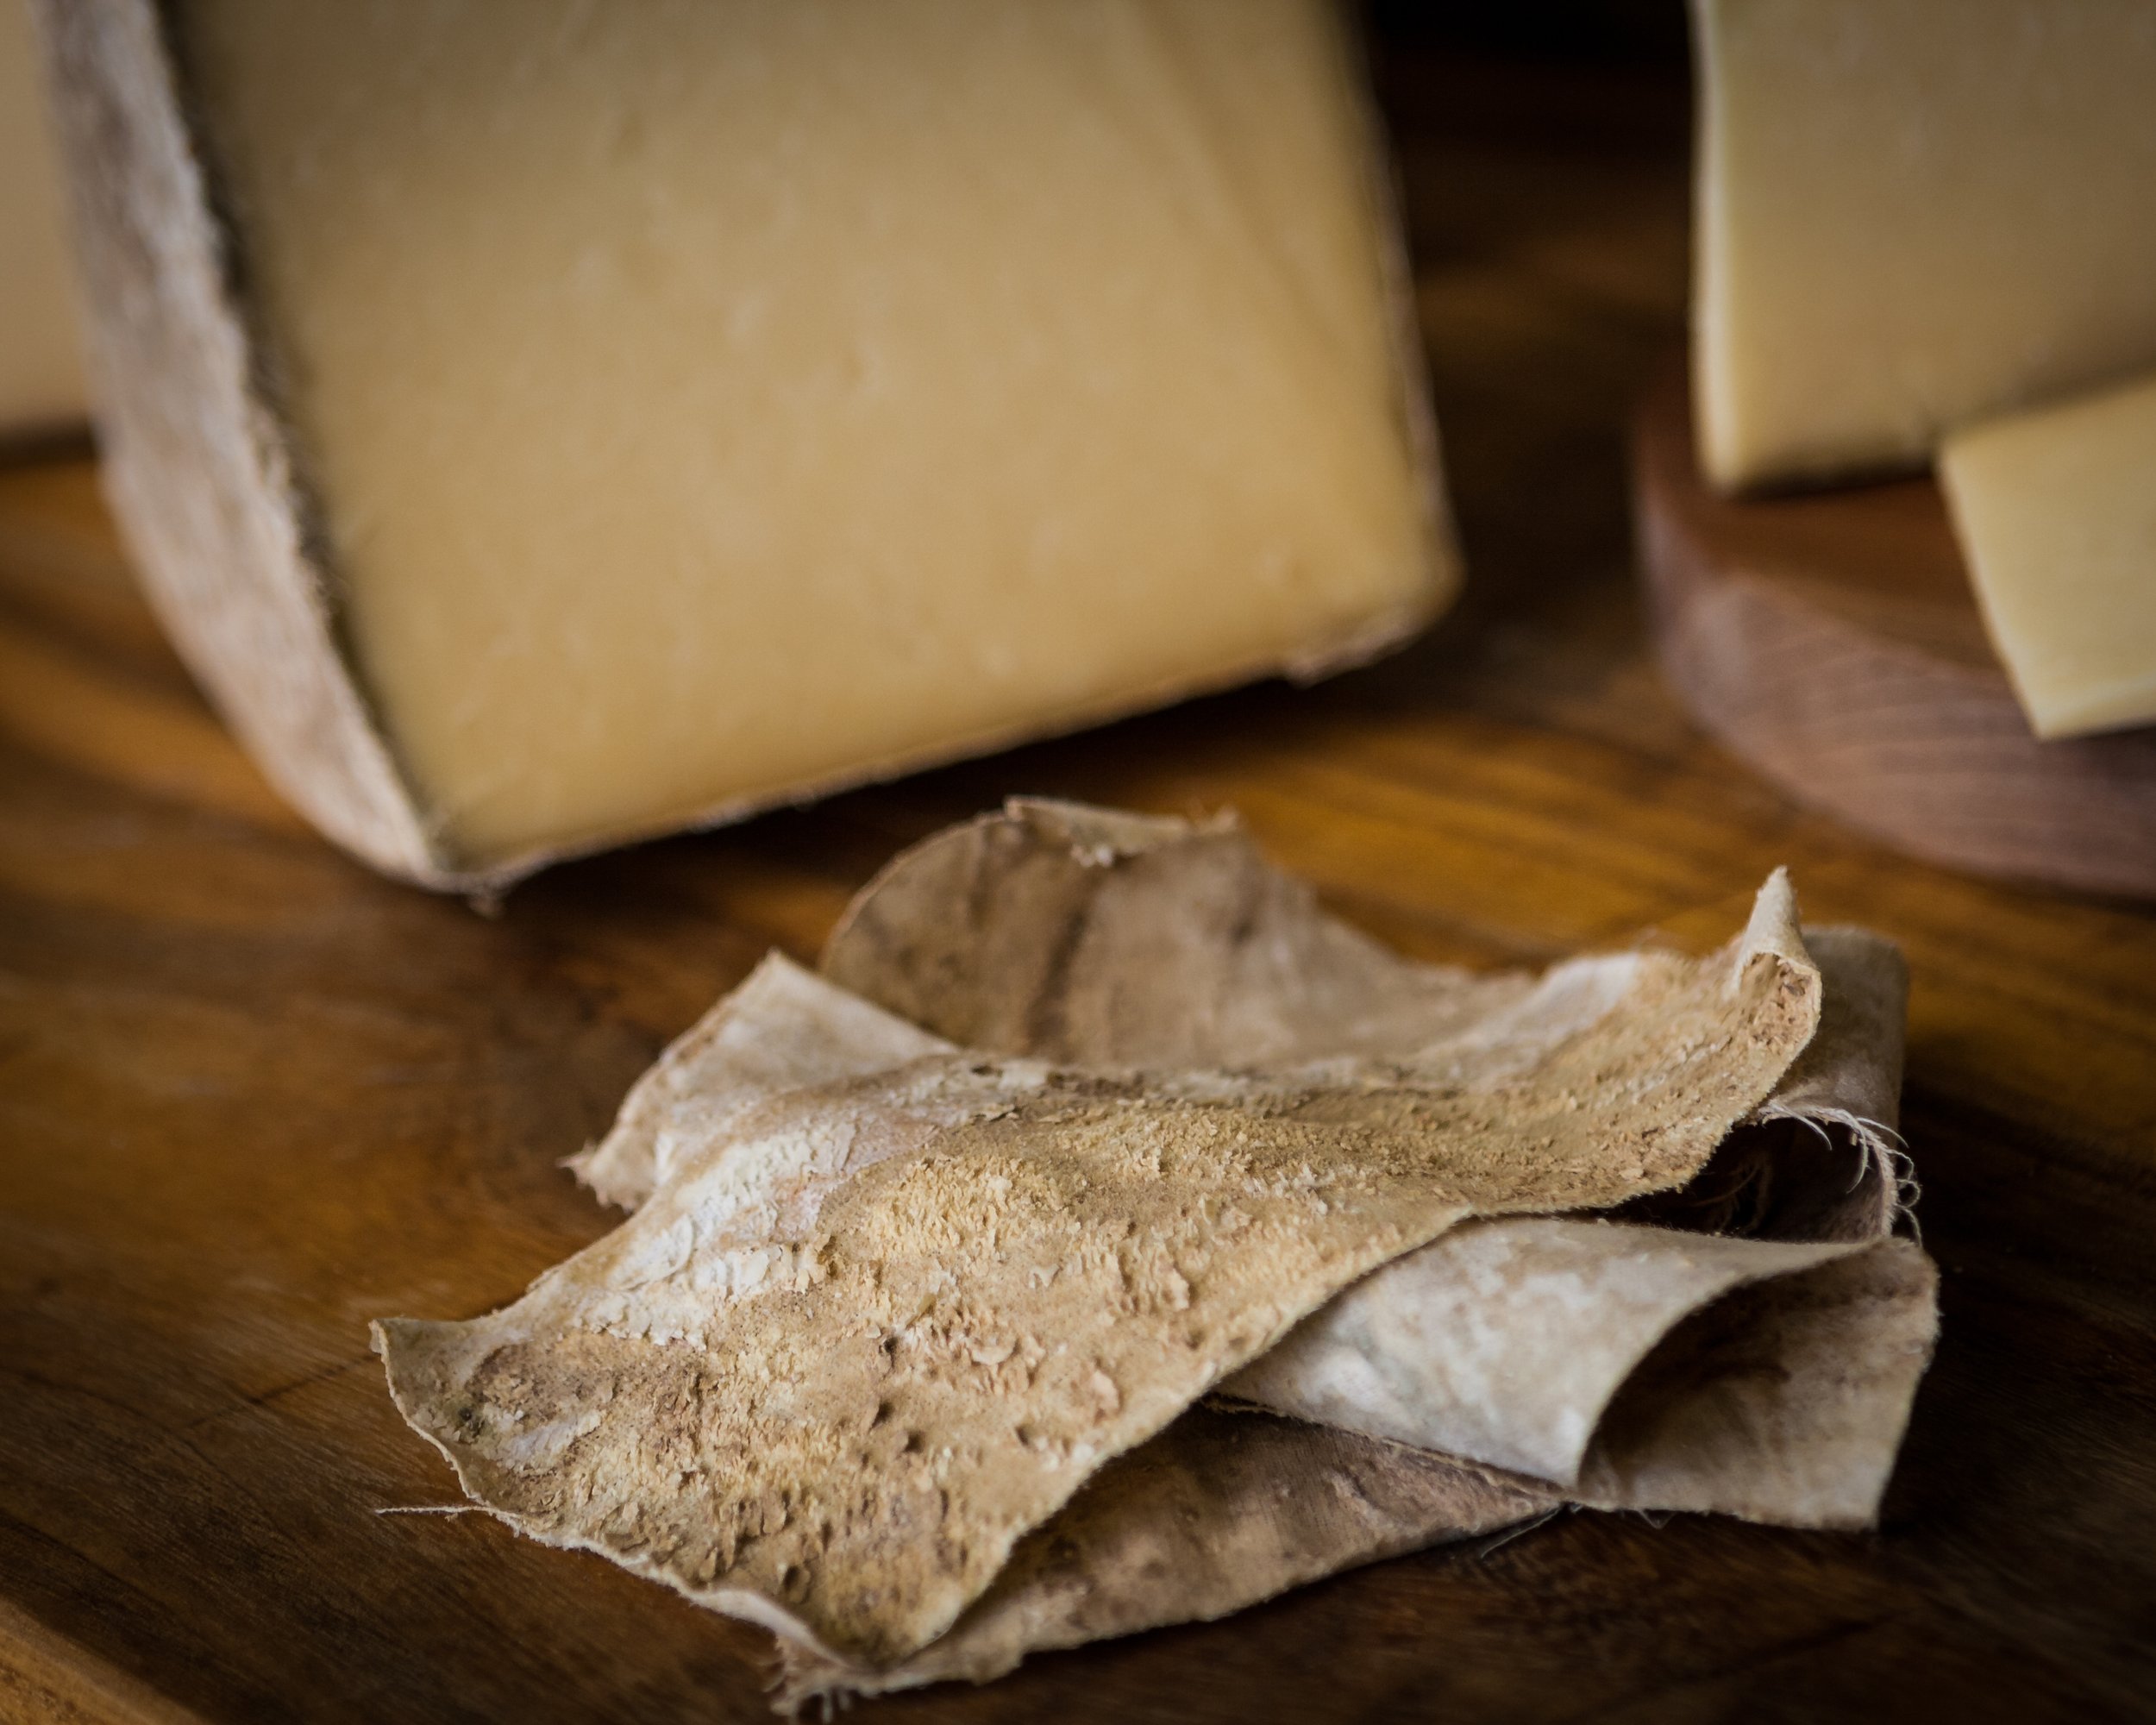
{"left": 39, "top": 0, "right": 1454, "bottom": 888}
{"left": 1692, "top": 0, "right": 2156, "bottom": 492}
{"left": 1941, "top": 373, "right": 2156, "bottom": 742}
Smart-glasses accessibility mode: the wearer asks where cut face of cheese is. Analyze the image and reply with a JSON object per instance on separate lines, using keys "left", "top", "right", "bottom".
{"left": 1692, "top": 0, "right": 2156, "bottom": 492}
{"left": 1940, "top": 373, "right": 2156, "bottom": 742}
{"left": 40, "top": 0, "right": 1451, "bottom": 885}
{"left": 0, "top": 0, "right": 85, "bottom": 437}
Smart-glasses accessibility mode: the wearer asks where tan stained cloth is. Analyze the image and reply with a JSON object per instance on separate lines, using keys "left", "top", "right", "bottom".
{"left": 375, "top": 800, "right": 1934, "bottom": 1709}
{"left": 1223, "top": 1218, "right": 1934, "bottom": 1525}
{"left": 802, "top": 1407, "right": 1555, "bottom": 1702}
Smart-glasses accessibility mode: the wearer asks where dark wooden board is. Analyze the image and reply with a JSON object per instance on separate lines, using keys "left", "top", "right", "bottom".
{"left": 1633, "top": 361, "right": 2156, "bottom": 899}
{"left": 5, "top": 47, "right": 2156, "bottom": 1725}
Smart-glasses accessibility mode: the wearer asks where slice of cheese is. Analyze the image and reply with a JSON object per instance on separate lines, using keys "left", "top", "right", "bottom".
{"left": 0, "top": 0, "right": 85, "bottom": 437}
{"left": 1692, "top": 0, "right": 2156, "bottom": 492}
{"left": 1940, "top": 372, "right": 2156, "bottom": 741}
{"left": 37, "top": 0, "right": 1452, "bottom": 888}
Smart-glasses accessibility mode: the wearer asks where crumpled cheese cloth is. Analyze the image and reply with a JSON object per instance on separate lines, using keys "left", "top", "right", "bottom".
{"left": 375, "top": 800, "right": 1936, "bottom": 1709}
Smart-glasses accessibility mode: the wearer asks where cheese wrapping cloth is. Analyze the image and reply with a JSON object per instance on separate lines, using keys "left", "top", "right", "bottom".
{"left": 376, "top": 801, "right": 1934, "bottom": 1706}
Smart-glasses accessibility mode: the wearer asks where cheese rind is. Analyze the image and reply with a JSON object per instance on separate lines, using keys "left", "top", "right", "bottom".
{"left": 0, "top": 0, "right": 85, "bottom": 437}
{"left": 1940, "top": 373, "right": 2156, "bottom": 742}
{"left": 39, "top": 0, "right": 1452, "bottom": 886}
{"left": 1693, "top": 0, "right": 2156, "bottom": 492}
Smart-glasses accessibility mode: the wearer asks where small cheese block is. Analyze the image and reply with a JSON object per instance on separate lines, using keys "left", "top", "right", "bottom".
{"left": 1940, "top": 373, "right": 2156, "bottom": 741}
{"left": 0, "top": 0, "right": 85, "bottom": 439}
{"left": 1692, "top": 0, "right": 2156, "bottom": 492}
{"left": 35, "top": 0, "right": 1453, "bottom": 889}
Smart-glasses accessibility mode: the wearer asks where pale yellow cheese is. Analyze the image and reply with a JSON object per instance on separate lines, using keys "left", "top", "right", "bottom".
{"left": 1940, "top": 372, "right": 2156, "bottom": 741}
{"left": 172, "top": 0, "right": 1448, "bottom": 870}
{"left": 0, "top": 0, "right": 85, "bottom": 436}
{"left": 1693, "top": 0, "right": 2156, "bottom": 492}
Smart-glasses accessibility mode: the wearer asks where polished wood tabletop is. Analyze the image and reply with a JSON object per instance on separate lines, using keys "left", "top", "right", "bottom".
{"left": 4, "top": 37, "right": 2154, "bottom": 1725}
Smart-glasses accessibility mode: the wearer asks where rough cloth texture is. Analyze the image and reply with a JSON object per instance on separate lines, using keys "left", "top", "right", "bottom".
{"left": 787, "top": 1407, "right": 1554, "bottom": 1701}
{"left": 1224, "top": 1218, "right": 1934, "bottom": 1524}
{"left": 376, "top": 800, "right": 1934, "bottom": 1707}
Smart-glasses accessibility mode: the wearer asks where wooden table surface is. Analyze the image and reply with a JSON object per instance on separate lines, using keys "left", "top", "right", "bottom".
{"left": 6, "top": 41, "right": 2156, "bottom": 1725}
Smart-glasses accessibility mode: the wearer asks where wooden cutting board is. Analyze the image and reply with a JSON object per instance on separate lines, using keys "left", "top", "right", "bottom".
{"left": 1633, "top": 359, "right": 2156, "bottom": 899}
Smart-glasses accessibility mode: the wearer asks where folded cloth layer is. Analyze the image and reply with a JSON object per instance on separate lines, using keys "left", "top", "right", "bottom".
{"left": 374, "top": 801, "right": 1933, "bottom": 1707}
{"left": 777, "top": 1407, "right": 1556, "bottom": 1703}
{"left": 1221, "top": 1217, "right": 1934, "bottom": 1524}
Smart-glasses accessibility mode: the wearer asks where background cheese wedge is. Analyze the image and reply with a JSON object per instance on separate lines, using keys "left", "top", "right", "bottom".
{"left": 1940, "top": 373, "right": 2156, "bottom": 742}
{"left": 1693, "top": 0, "right": 2156, "bottom": 492}
{"left": 0, "top": 0, "right": 85, "bottom": 439}
{"left": 36, "top": 0, "right": 1454, "bottom": 888}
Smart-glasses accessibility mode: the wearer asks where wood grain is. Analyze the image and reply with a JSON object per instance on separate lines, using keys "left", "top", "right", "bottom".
{"left": 1634, "top": 360, "right": 2156, "bottom": 898}
{"left": 3, "top": 45, "right": 2156, "bottom": 1725}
